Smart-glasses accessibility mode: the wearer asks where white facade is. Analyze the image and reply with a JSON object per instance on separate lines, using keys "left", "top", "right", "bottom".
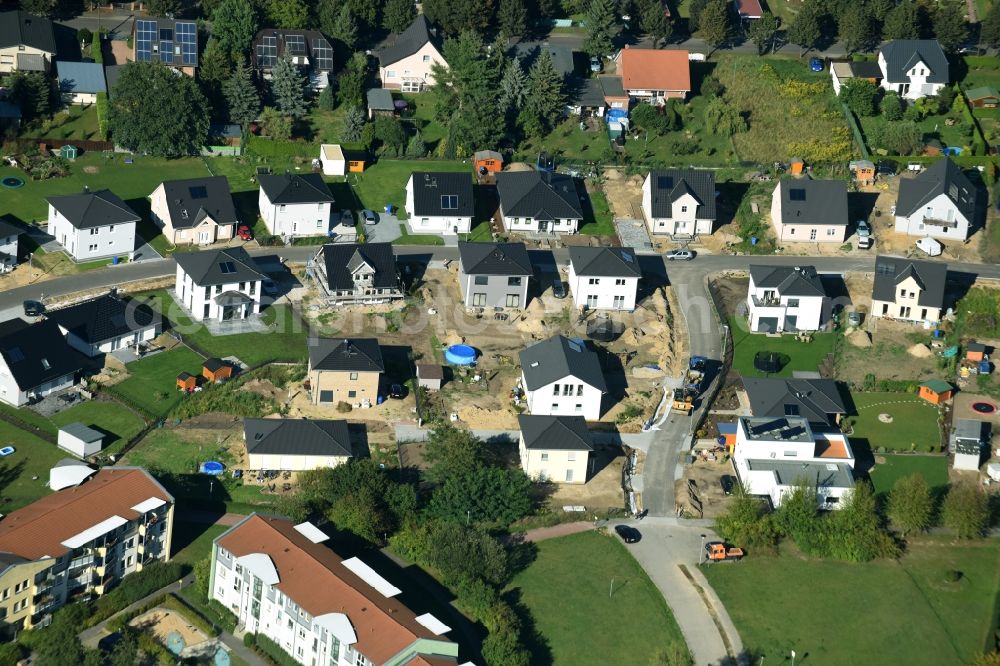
{"left": 566, "top": 267, "right": 638, "bottom": 311}
{"left": 518, "top": 441, "right": 590, "bottom": 484}
{"left": 746, "top": 275, "right": 827, "bottom": 333}
{"left": 894, "top": 192, "right": 971, "bottom": 241}
{"left": 174, "top": 264, "right": 262, "bottom": 322}
{"left": 380, "top": 42, "right": 446, "bottom": 92}
{"left": 320, "top": 144, "right": 346, "bottom": 176}
{"left": 47, "top": 204, "right": 136, "bottom": 261}
{"left": 871, "top": 274, "right": 942, "bottom": 323}
{"left": 0, "top": 363, "right": 75, "bottom": 407}
{"left": 878, "top": 51, "right": 946, "bottom": 101}
{"left": 258, "top": 190, "right": 332, "bottom": 238}
{"left": 0, "top": 230, "right": 18, "bottom": 272}
{"left": 522, "top": 375, "right": 603, "bottom": 421}
{"left": 62, "top": 324, "right": 159, "bottom": 357}
{"left": 57, "top": 426, "right": 103, "bottom": 458}
{"left": 502, "top": 215, "right": 580, "bottom": 234}
{"left": 404, "top": 176, "right": 473, "bottom": 234}
{"left": 641, "top": 175, "right": 713, "bottom": 236}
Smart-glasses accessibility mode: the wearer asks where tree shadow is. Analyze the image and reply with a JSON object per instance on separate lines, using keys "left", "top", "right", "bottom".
{"left": 502, "top": 587, "right": 553, "bottom": 665}
{"left": 169, "top": 517, "right": 220, "bottom": 559}
{"left": 347, "top": 422, "right": 371, "bottom": 458}
{"left": 596, "top": 346, "right": 628, "bottom": 413}
{"left": 715, "top": 182, "right": 750, "bottom": 228}
{"left": 0, "top": 459, "right": 26, "bottom": 501}
{"left": 847, "top": 191, "right": 880, "bottom": 226}
{"left": 690, "top": 62, "right": 719, "bottom": 96}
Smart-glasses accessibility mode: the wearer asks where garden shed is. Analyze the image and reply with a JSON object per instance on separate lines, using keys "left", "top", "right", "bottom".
{"left": 57, "top": 422, "right": 104, "bottom": 458}
{"left": 202, "top": 358, "right": 233, "bottom": 382}
{"left": 953, "top": 439, "right": 982, "bottom": 471}
{"left": 918, "top": 379, "right": 952, "bottom": 405}
{"left": 60, "top": 144, "right": 78, "bottom": 160}
{"left": 416, "top": 364, "right": 444, "bottom": 391}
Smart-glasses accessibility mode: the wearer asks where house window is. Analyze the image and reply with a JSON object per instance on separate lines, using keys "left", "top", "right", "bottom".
{"left": 215, "top": 284, "right": 223, "bottom": 295}
{"left": 204, "top": 286, "right": 211, "bottom": 299}
{"left": 109, "top": 225, "right": 115, "bottom": 232}
{"left": 239, "top": 282, "right": 246, "bottom": 291}
{"left": 279, "top": 205, "right": 286, "bottom": 211}
{"left": 567, "top": 452, "right": 577, "bottom": 461}
{"left": 250, "top": 282, "right": 256, "bottom": 295}
{"left": 350, "top": 372, "right": 358, "bottom": 380}
{"left": 787, "top": 298, "right": 799, "bottom": 307}
{"left": 783, "top": 450, "right": 798, "bottom": 457}
{"left": 563, "top": 384, "right": 572, "bottom": 396}
{"left": 204, "top": 304, "right": 211, "bottom": 318}
{"left": 615, "top": 279, "right": 626, "bottom": 286}
{"left": 574, "top": 404, "right": 582, "bottom": 412}
{"left": 472, "top": 293, "right": 486, "bottom": 306}
{"left": 423, "top": 55, "right": 431, "bottom": 62}
{"left": 588, "top": 278, "right": 599, "bottom": 285}
{"left": 681, "top": 206, "right": 687, "bottom": 213}
{"left": 387, "top": 70, "right": 396, "bottom": 78}
{"left": 827, "top": 228, "right": 836, "bottom": 235}
{"left": 319, "top": 390, "right": 334, "bottom": 403}
{"left": 474, "top": 275, "right": 489, "bottom": 285}
{"left": 507, "top": 277, "right": 522, "bottom": 286}
{"left": 790, "top": 228, "right": 795, "bottom": 235}
{"left": 317, "top": 219, "right": 323, "bottom": 228}
{"left": 90, "top": 228, "right": 98, "bottom": 235}
{"left": 809, "top": 229, "right": 817, "bottom": 240}
{"left": 540, "top": 453, "right": 549, "bottom": 461}
{"left": 565, "top": 469, "right": 574, "bottom": 482}
{"left": 553, "top": 384, "right": 560, "bottom": 395}
{"left": 577, "top": 384, "right": 583, "bottom": 396}
{"left": 551, "top": 403, "right": 559, "bottom": 411}
{"left": 506, "top": 294, "right": 520, "bottom": 308}
{"left": 348, "top": 390, "right": 357, "bottom": 398}
{"left": 89, "top": 244, "right": 98, "bottom": 252}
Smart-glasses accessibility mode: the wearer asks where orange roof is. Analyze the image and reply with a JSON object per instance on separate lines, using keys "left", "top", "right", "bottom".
{"left": 619, "top": 48, "right": 691, "bottom": 93}
{"left": 217, "top": 515, "right": 450, "bottom": 664}
{"left": 405, "top": 657, "right": 457, "bottom": 666}
{"left": 815, "top": 438, "right": 850, "bottom": 459}
{"left": 0, "top": 468, "right": 172, "bottom": 560}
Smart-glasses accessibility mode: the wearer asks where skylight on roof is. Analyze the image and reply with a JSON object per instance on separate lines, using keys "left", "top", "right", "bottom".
{"left": 7, "top": 347, "right": 24, "bottom": 363}
{"left": 567, "top": 340, "right": 583, "bottom": 353}
{"left": 189, "top": 185, "right": 208, "bottom": 199}
{"left": 789, "top": 188, "right": 806, "bottom": 201}
{"left": 441, "top": 194, "right": 458, "bottom": 210}
{"left": 41, "top": 358, "right": 50, "bottom": 370}
{"left": 219, "top": 261, "right": 236, "bottom": 274}
{"left": 621, "top": 251, "right": 634, "bottom": 263}
{"left": 657, "top": 176, "right": 673, "bottom": 189}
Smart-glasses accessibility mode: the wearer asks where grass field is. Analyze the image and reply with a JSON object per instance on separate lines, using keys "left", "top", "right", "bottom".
{"left": 394, "top": 225, "right": 445, "bottom": 245}
{"left": 507, "top": 531, "right": 690, "bottom": 665}
{"left": 348, "top": 159, "right": 471, "bottom": 221}
{"left": 847, "top": 392, "right": 941, "bottom": 452}
{"left": 0, "top": 422, "right": 66, "bottom": 511}
{"left": 50, "top": 400, "right": 147, "bottom": 456}
{"left": 730, "top": 317, "right": 836, "bottom": 378}
{"left": 171, "top": 521, "right": 227, "bottom": 565}
{"left": 869, "top": 454, "right": 949, "bottom": 499}
{"left": 112, "top": 346, "right": 206, "bottom": 417}
{"left": 704, "top": 538, "right": 1000, "bottom": 665}
{"left": 579, "top": 191, "right": 615, "bottom": 235}
{"left": 31, "top": 106, "right": 101, "bottom": 142}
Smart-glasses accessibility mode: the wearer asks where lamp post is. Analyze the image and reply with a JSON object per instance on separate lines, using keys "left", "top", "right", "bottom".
{"left": 699, "top": 534, "right": 706, "bottom": 565}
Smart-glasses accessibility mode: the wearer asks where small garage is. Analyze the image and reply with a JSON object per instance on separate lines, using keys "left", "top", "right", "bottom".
{"left": 58, "top": 422, "right": 104, "bottom": 458}
{"left": 321, "top": 144, "right": 346, "bottom": 176}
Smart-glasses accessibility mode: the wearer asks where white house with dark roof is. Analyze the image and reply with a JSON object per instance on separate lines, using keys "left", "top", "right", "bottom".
{"left": 243, "top": 418, "right": 355, "bottom": 471}
{"left": 0, "top": 319, "right": 85, "bottom": 406}
{"left": 46, "top": 292, "right": 161, "bottom": 357}
{"left": 149, "top": 176, "right": 239, "bottom": 246}
{"left": 258, "top": 173, "right": 335, "bottom": 238}
{"left": 641, "top": 170, "right": 716, "bottom": 236}
{"left": 313, "top": 243, "right": 403, "bottom": 304}
{"left": 174, "top": 247, "right": 265, "bottom": 322}
{"left": 742, "top": 377, "right": 847, "bottom": 428}
{"left": 0, "top": 218, "right": 23, "bottom": 272}
{"left": 519, "top": 335, "right": 607, "bottom": 421}
{"left": 871, "top": 255, "right": 947, "bottom": 324}
{"left": 518, "top": 414, "right": 594, "bottom": 484}
{"left": 376, "top": 15, "right": 447, "bottom": 92}
{"left": 894, "top": 158, "right": 977, "bottom": 241}
{"left": 251, "top": 29, "right": 334, "bottom": 90}
{"left": 0, "top": 10, "right": 56, "bottom": 74}
{"left": 46, "top": 189, "right": 140, "bottom": 261}
{"left": 770, "top": 179, "right": 848, "bottom": 243}
{"left": 404, "top": 172, "right": 474, "bottom": 234}
{"left": 567, "top": 246, "right": 641, "bottom": 311}
{"left": 746, "top": 265, "right": 828, "bottom": 333}
{"left": 878, "top": 39, "right": 948, "bottom": 101}
{"left": 495, "top": 171, "right": 584, "bottom": 234}
{"left": 457, "top": 241, "right": 532, "bottom": 309}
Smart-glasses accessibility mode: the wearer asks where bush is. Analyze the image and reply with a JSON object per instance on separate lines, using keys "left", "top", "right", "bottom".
{"left": 78, "top": 28, "right": 93, "bottom": 45}
{"left": 700, "top": 75, "right": 724, "bottom": 98}
{"left": 87, "top": 561, "right": 186, "bottom": 626}
{"left": 880, "top": 92, "right": 903, "bottom": 121}
{"left": 243, "top": 633, "right": 256, "bottom": 648}
{"left": 336, "top": 400, "right": 352, "bottom": 412}
{"left": 95, "top": 92, "right": 109, "bottom": 139}
{"left": 253, "top": 634, "right": 301, "bottom": 666}
{"left": 92, "top": 33, "right": 103, "bottom": 65}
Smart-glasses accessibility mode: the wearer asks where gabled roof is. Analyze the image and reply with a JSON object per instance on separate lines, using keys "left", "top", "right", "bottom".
{"left": 259, "top": 173, "right": 334, "bottom": 205}
{"left": 599, "top": 75, "right": 626, "bottom": 97}
{"left": 57, "top": 61, "right": 107, "bottom": 95}
{"left": 251, "top": 29, "right": 333, "bottom": 72}
{"left": 514, "top": 42, "right": 576, "bottom": 77}
{"left": 495, "top": 171, "right": 584, "bottom": 220}
{"left": 646, "top": 170, "right": 716, "bottom": 220}
{"left": 742, "top": 377, "right": 846, "bottom": 425}
{"left": 244, "top": 418, "right": 353, "bottom": 457}
{"left": 519, "top": 335, "right": 607, "bottom": 393}
{"left": 871, "top": 255, "right": 947, "bottom": 309}
{"left": 0, "top": 10, "right": 56, "bottom": 54}
{"left": 408, "top": 172, "right": 474, "bottom": 217}
{"left": 880, "top": 40, "right": 948, "bottom": 84}
{"left": 133, "top": 17, "right": 199, "bottom": 67}
{"left": 319, "top": 243, "right": 399, "bottom": 291}
{"left": 174, "top": 246, "right": 265, "bottom": 286}
{"left": 569, "top": 246, "right": 641, "bottom": 278}
{"left": 377, "top": 15, "right": 440, "bottom": 67}
{"left": 895, "top": 158, "right": 976, "bottom": 221}
{"left": 518, "top": 414, "right": 594, "bottom": 451}
{"left": 966, "top": 86, "right": 1000, "bottom": 101}
{"left": 158, "top": 176, "right": 238, "bottom": 229}
{"left": 748, "top": 265, "right": 826, "bottom": 298}
{"left": 573, "top": 78, "right": 607, "bottom": 108}
{"left": 920, "top": 379, "right": 952, "bottom": 394}
{"left": 0, "top": 319, "right": 85, "bottom": 391}
{"left": 619, "top": 47, "right": 691, "bottom": 93}
{"left": 46, "top": 293, "right": 158, "bottom": 344}
{"left": 458, "top": 241, "right": 532, "bottom": 276}
{"left": 309, "top": 338, "right": 384, "bottom": 373}
{"left": 367, "top": 87, "right": 395, "bottom": 111}
{"left": 46, "top": 189, "right": 140, "bottom": 230}
{"left": 774, "top": 178, "right": 848, "bottom": 227}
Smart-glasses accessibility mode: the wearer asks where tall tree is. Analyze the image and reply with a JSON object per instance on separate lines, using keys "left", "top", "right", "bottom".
{"left": 888, "top": 473, "right": 934, "bottom": 537}
{"left": 840, "top": 4, "right": 876, "bottom": 53}
{"left": 639, "top": 0, "right": 672, "bottom": 48}
{"left": 331, "top": 4, "right": 359, "bottom": 50}
{"left": 748, "top": 11, "right": 780, "bottom": 54}
{"left": 266, "top": 0, "right": 311, "bottom": 30}
{"left": 198, "top": 37, "right": 234, "bottom": 87}
{"left": 882, "top": 1, "right": 921, "bottom": 40}
{"left": 698, "top": 0, "right": 731, "bottom": 54}
{"left": 425, "top": 425, "right": 486, "bottom": 483}
{"left": 428, "top": 466, "right": 533, "bottom": 525}
{"left": 867, "top": 0, "right": 896, "bottom": 23}
{"left": 687, "top": 0, "right": 710, "bottom": 32}
{"left": 211, "top": 0, "right": 259, "bottom": 59}
{"left": 337, "top": 52, "right": 368, "bottom": 108}
{"left": 788, "top": 1, "right": 823, "bottom": 55}
{"left": 146, "top": 0, "right": 183, "bottom": 17}
{"left": 498, "top": 0, "right": 528, "bottom": 41}
{"left": 270, "top": 54, "right": 308, "bottom": 118}
{"left": 942, "top": 482, "right": 990, "bottom": 538}
{"left": 932, "top": 0, "right": 968, "bottom": 53}
{"left": 432, "top": 31, "right": 506, "bottom": 152}
{"left": 383, "top": 0, "right": 416, "bottom": 34}
{"left": 224, "top": 62, "right": 261, "bottom": 125}
{"left": 828, "top": 482, "right": 898, "bottom": 562}
{"left": 519, "top": 49, "right": 566, "bottom": 137}
{"left": 584, "top": 0, "right": 618, "bottom": 57}
{"left": 9, "top": 71, "right": 52, "bottom": 123}
{"left": 19, "top": 0, "right": 59, "bottom": 16}
{"left": 345, "top": 0, "right": 379, "bottom": 28}
{"left": 424, "top": 0, "right": 494, "bottom": 36}
{"left": 840, "top": 78, "right": 879, "bottom": 116}
{"left": 983, "top": 0, "right": 1000, "bottom": 49}
{"left": 341, "top": 104, "right": 366, "bottom": 141}
{"left": 499, "top": 58, "right": 528, "bottom": 111}
{"left": 108, "top": 61, "right": 210, "bottom": 156}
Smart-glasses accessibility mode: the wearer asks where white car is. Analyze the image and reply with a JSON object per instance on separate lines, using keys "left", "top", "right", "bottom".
{"left": 362, "top": 209, "right": 378, "bottom": 225}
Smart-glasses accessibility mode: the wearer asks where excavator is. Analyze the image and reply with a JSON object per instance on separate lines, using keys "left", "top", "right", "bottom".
{"left": 672, "top": 356, "right": 707, "bottom": 415}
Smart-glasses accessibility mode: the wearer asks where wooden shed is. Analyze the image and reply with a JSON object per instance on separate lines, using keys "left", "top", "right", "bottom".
{"left": 966, "top": 342, "right": 988, "bottom": 362}
{"left": 177, "top": 372, "right": 197, "bottom": 391}
{"left": 203, "top": 358, "right": 233, "bottom": 382}
{"left": 967, "top": 86, "right": 1000, "bottom": 109}
{"left": 416, "top": 364, "right": 444, "bottom": 391}
{"left": 850, "top": 159, "right": 875, "bottom": 185}
{"left": 474, "top": 150, "right": 503, "bottom": 175}
{"left": 918, "top": 379, "right": 953, "bottom": 405}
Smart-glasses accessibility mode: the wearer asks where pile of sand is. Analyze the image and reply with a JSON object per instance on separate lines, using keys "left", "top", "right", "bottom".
{"left": 516, "top": 298, "right": 549, "bottom": 335}
{"left": 848, "top": 330, "right": 873, "bottom": 348}
{"left": 908, "top": 343, "right": 933, "bottom": 358}
{"left": 649, "top": 288, "right": 669, "bottom": 317}
{"left": 622, "top": 327, "right": 645, "bottom": 347}
{"left": 442, "top": 330, "right": 464, "bottom": 346}
{"left": 457, "top": 405, "right": 518, "bottom": 430}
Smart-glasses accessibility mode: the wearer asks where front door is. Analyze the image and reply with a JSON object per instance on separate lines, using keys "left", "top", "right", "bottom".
{"left": 538, "top": 220, "right": 549, "bottom": 232}
{"left": 900, "top": 306, "right": 911, "bottom": 319}
{"left": 198, "top": 230, "right": 211, "bottom": 244}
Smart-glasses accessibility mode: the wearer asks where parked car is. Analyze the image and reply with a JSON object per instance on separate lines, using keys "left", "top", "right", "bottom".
{"left": 665, "top": 249, "right": 695, "bottom": 261}
{"left": 552, "top": 280, "right": 567, "bottom": 299}
{"left": 389, "top": 383, "right": 407, "bottom": 399}
{"left": 848, "top": 310, "right": 863, "bottom": 327}
{"left": 22, "top": 300, "right": 44, "bottom": 317}
{"left": 614, "top": 525, "right": 641, "bottom": 543}
{"left": 237, "top": 224, "right": 254, "bottom": 241}
{"left": 590, "top": 56, "right": 602, "bottom": 73}
{"left": 719, "top": 474, "right": 735, "bottom": 496}
{"left": 362, "top": 209, "right": 378, "bottom": 225}
{"left": 809, "top": 57, "right": 823, "bottom": 72}
{"left": 856, "top": 220, "right": 871, "bottom": 238}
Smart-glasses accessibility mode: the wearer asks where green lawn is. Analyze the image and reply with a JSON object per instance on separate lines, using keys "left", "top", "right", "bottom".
{"left": 507, "top": 531, "right": 690, "bottom": 665}
{"left": 0, "top": 402, "right": 58, "bottom": 436}
{"left": 869, "top": 454, "right": 949, "bottom": 499}
{"left": 31, "top": 106, "right": 101, "bottom": 141}
{"left": 0, "top": 422, "right": 67, "bottom": 511}
{"left": 112, "top": 346, "right": 206, "bottom": 417}
{"left": 963, "top": 57, "right": 1000, "bottom": 91}
{"left": 461, "top": 221, "right": 493, "bottom": 242}
{"left": 348, "top": 159, "right": 470, "bottom": 221}
{"left": 704, "top": 538, "right": 1000, "bottom": 665}
{"left": 730, "top": 317, "right": 836, "bottom": 378}
{"left": 394, "top": 224, "right": 445, "bottom": 246}
{"left": 578, "top": 190, "right": 615, "bottom": 235}
{"left": 50, "top": 400, "right": 147, "bottom": 456}
{"left": 171, "top": 521, "right": 227, "bottom": 565}
{"left": 847, "top": 392, "right": 942, "bottom": 452}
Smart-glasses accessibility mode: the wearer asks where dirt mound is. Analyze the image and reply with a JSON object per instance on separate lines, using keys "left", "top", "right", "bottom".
{"left": 848, "top": 330, "right": 872, "bottom": 348}
{"left": 516, "top": 298, "right": 549, "bottom": 336}
{"left": 506, "top": 162, "right": 535, "bottom": 172}
{"left": 242, "top": 379, "right": 282, "bottom": 400}
{"left": 442, "top": 330, "right": 465, "bottom": 346}
{"left": 457, "top": 405, "right": 518, "bottom": 429}
{"left": 908, "top": 343, "right": 932, "bottom": 358}
{"left": 649, "top": 288, "right": 669, "bottom": 317}
{"left": 622, "top": 327, "right": 645, "bottom": 347}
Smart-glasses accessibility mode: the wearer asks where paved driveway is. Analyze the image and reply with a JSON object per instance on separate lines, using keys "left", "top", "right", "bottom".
{"left": 364, "top": 212, "right": 402, "bottom": 244}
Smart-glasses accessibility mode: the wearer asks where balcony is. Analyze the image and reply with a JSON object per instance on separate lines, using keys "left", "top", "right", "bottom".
{"left": 922, "top": 216, "right": 958, "bottom": 229}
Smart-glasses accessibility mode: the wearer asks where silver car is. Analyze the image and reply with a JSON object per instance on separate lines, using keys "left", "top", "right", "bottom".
{"left": 665, "top": 249, "right": 695, "bottom": 261}
{"left": 362, "top": 209, "right": 378, "bottom": 225}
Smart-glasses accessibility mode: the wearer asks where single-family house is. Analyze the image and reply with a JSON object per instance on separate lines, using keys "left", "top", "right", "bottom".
{"left": 313, "top": 243, "right": 403, "bottom": 303}
{"left": 641, "top": 170, "right": 717, "bottom": 237}
{"left": 894, "top": 158, "right": 977, "bottom": 241}
{"left": 518, "top": 414, "right": 594, "bottom": 484}
{"left": 46, "top": 292, "right": 161, "bottom": 357}
{"left": 770, "top": 179, "right": 848, "bottom": 243}
{"left": 366, "top": 87, "right": 396, "bottom": 118}
{"left": 951, "top": 418, "right": 988, "bottom": 454}
{"left": 416, "top": 364, "right": 444, "bottom": 391}
{"left": 619, "top": 47, "right": 691, "bottom": 102}
{"left": 258, "top": 173, "right": 335, "bottom": 238}
{"left": 404, "top": 172, "right": 474, "bottom": 235}
{"left": 376, "top": 15, "right": 447, "bottom": 92}
{"left": 495, "top": 171, "right": 584, "bottom": 234}
{"left": 746, "top": 265, "right": 828, "bottom": 333}
{"left": 0, "top": 218, "right": 23, "bottom": 272}
{"left": 57, "top": 61, "right": 107, "bottom": 105}
{"left": 308, "top": 338, "right": 384, "bottom": 406}
{"left": 830, "top": 60, "right": 883, "bottom": 96}
{"left": 733, "top": 416, "right": 856, "bottom": 509}
{"left": 877, "top": 40, "right": 948, "bottom": 101}
{"left": 967, "top": 86, "right": 1000, "bottom": 108}
{"left": 46, "top": 188, "right": 140, "bottom": 262}
{"left": 569, "top": 78, "right": 608, "bottom": 117}
{"left": 567, "top": 246, "right": 641, "bottom": 311}
{"left": 252, "top": 29, "right": 334, "bottom": 89}
{"left": 0, "top": 319, "right": 85, "bottom": 406}
{"left": 918, "top": 379, "right": 952, "bottom": 405}
{"left": 457, "top": 241, "right": 532, "bottom": 309}
{"left": 174, "top": 247, "right": 265, "bottom": 322}
{"left": 132, "top": 17, "right": 199, "bottom": 75}
{"left": 871, "top": 255, "right": 947, "bottom": 323}
{"left": 243, "top": 418, "right": 355, "bottom": 471}
{"left": 57, "top": 422, "right": 104, "bottom": 458}
{"left": 149, "top": 176, "right": 239, "bottom": 246}
{"left": 514, "top": 42, "right": 577, "bottom": 79}
{"left": 0, "top": 10, "right": 55, "bottom": 74}
{"left": 742, "top": 377, "right": 847, "bottom": 428}
{"left": 519, "top": 335, "right": 607, "bottom": 421}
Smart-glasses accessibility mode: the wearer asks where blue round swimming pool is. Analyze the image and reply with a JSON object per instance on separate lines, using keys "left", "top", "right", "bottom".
{"left": 445, "top": 344, "right": 476, "bottom": 365}
{"left": 200, "top": 461, "right": 225, "bottom": 475}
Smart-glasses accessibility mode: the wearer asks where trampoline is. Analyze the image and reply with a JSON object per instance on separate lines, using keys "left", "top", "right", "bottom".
{"left": 972, "top": 401, "right": 997, "bottom": 415}
{"left": 587, "top": 317, "right": 624, "bottom": 343}
{"left": 200, "top": 460, "right": 225, "bottom": 475}
{"left": 1, "top": 177, "right": 24, "bottom": 189}
{"left": 753, "top": 351, "right": 788, "bottom": 375}
{"left": 165, "top": 630, "right": 185, "bottom": 655}
{"left": 445, "top": 344, "right": 477, "bottom": 365}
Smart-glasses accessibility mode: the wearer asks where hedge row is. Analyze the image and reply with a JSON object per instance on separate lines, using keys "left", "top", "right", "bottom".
{"left": 95, "top": 92, "right": 109, "bottom": 140}
{"left": 86, "top": 561, "right": 186, "bottom": 627}
{"left": 248, "top": 634, "right": 301, "bottom": 666}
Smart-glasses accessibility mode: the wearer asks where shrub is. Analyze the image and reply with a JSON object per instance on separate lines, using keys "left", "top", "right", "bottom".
{"left": 244, "top": 633, "right": 256, "bottom": 648}
{"left": 95, "top": 92, "right": 109, "bottom": 139}
{"left": 254, "top": 634, "right": 301, "bottom": 666}
{"left": 336, "top": 401, "right": 352, "bottom": 412}
{"left": 87, "top": 562, "right": 185, "bottom": 626}
{"left": 78, "top": 28, "right": 93, "bottom": 44}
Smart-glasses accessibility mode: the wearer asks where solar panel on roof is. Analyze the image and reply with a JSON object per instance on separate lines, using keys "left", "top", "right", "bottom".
{"left": 136, "top": 19, "right": 157, "bottom": 62}
{"left": 284, "top": 34, "right": 305, "bottom": 55}
{"left": 160, "top": 40, "right": 173, "bottom": 63}
{"left": 189, "top": 185, "right": 208, "bottom": 199}
{"left": 219, "top": 261, "right": 236, "bottom": 274}
{"left": 312, "top": 38, "right": 333, "bottom": 71}
{"left": 657, "top": 176, "right": 673, "bottom": 189}
{"left": 789, "top": 188, "right": 806, "bottom": 201}
{"left": 177, "top": 21, "right": 197, "bottom": 66}
{"left": 6, "top": 347, "right": 23, "bottom": 363}
{"left": 876, "top": 262, "right": 895, "bottom": 274}
{"left": 257, "top": 35, "right": 277, "bottom": 68}
{"left": 159, "top": 28, "right": 173, "bottom": 40}
{"left": 621, "top": 251, "right": 634, "bottom": 263}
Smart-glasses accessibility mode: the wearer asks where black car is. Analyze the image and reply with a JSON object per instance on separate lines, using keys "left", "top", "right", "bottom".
{"left": 720, "top": 474, "right": 735, "bottom": 496}
{"left": 614, "top": 524, "right": 641, "bottom": 543}
{"left": 22, "top": 300, "right": 44, "bottom": 317}
{"left": 389, "top": 383, "right": 407, "bottom": 399}
{"left": 552, "top": 280, "right": 567, "bottom": 299}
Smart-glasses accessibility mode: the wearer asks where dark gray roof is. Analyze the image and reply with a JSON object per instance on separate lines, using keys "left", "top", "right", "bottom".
{"left": 744, "top": 459, "right": 854, "bottom": 489}
{"left": 646, "top": 170, "right": 716, "bottom": 220}
{"left": 259, "top": 173, "right": 334, "bottom": 205}
{"left": 872, "top": 255, "right": 947, "bottom": 309}
{"left": 748, "top": 265, "right": 825, "bottom": 298}
{"left": 0, "top": 218, "right": 24, "bottom": 239}
{"left": 46, "top": 293, "right": 158, "bottom": 344}
{"left": 60, "top": 422, "right": 103, "bottom": 443}
{"left": 160, "top": 176, "right": 238, "bottom": 230}
{"left": 367, "top": 88, "right": 395, "bottom": 111}
{"left": 104, "top": 65, "right": 123, "bottom": 98}
{"left": 0, "top": 10, "right": 56, "bottom": 53}
{"left": 955, "top": 439, "right": 983, "bottom": 457}
{"left": 953, "top": 418, "right": 988, "bottom": 442}
{"left": 251, "top": 29, "right": 333, "bottom": 72}
{"left": 244, "top": 418, "right": 353, "bottom": 457}
{"left": 514, "top": 42, "right": 576, "bottom": 77}
{"left": 409, "top": 172, "right": 474, "bottom": 217}
{"left": 599, "top": 75, "right": 625, "bottom": 97}
{"left": 0, "top": 319, "right": 84, "bottom": 391}
{"left": 519, "top": 335, "right": 607, "bottom": 392}
{"left": 203, "top": 358, "right": 227, "bottom": 372}
{"left": 880, "top": 40, "right": 948, "bottom": 84}
{"left": 46, "top": 189, "right": 140, "bottom": 230}
{"left": 215, "top": 290, "right": 252, "bottom": 306}
{"left": 174, "top": 247, "right": 265, "bottom": 286}
{"left": 459, "top": 241, "right": 532, "bottom": 276}
{"left": 309, "top": 338, "right": 384, "bottom": 373}
{"left": 775, "top": 179, "right": 848, "bottom": 226}
{"left": 518, "top": 414, "right": 594, "bottom": 451}
{"left": 895, "top": 158, "right": 976, "bottom": 220}
{"left": 319, "top": 243, "right": 399, "bottom": 291}
{"left": 742, "top": 377, "right": 846, "bottom": 425}
{"left": 569, "top": 246, "right": 641, "bottom": 278}
{"left": 574, "top": 78, "right": 606, "bottom": 108}
{"left": 850, "top": 61, "right": 882, "bottom": 79}
{"left": 496, "top": 171, "right": 584, "bottom": 220}
{"left": 377, "top": 15, "right": 439, "bottom": 67}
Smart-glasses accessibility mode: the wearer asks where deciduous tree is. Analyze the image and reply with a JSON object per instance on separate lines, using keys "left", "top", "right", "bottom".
{"left": 266, "top": 0, "right": 311, "bottom": 30}
{"left": 888, "top": 473, "right": 934, "bottom": 536}
{"left": 882, "top": 0, "right": 921, "bottom": 40}
{"left": 337, "top": 52, "right": 368, "bottom": 108}
{"left": 839, "top": 4, "right": 876, "bottom": 53}
{"left": 942, "top": 482, "right": 990, "bottom": 538}
{"left": 748, "top": 11, "right": 780, "bottom": 54}
{"left": 212, "top": 0, "right": 259, "bottom": 59}
{"left": 425, "top": 424, "right": 485, "bottom": 483}
{"left": 983, "top": 0, "right": 1000, "bottom": 49}
{"left": 840, "top": 78, "right": 879, "bottom": 116}
{"left": 932, "top": 0, "right": 968, "bottom": 53}
{"left": 788, "top": 1, "right": 823, "bottom": 55}
{"left": 698, "top": 0, "right": 731, "bottom": 54}
{"left": 428, "top": 466, "right": 533, "bottom": 525}
{"left": 828, "top": 482, "right": 898, "bottom": 561}
{"left": 383, "top": 0, "right": 416, "bottom": 34}
{"left": 145, "top": 0, "right": 183, "bottom": 18}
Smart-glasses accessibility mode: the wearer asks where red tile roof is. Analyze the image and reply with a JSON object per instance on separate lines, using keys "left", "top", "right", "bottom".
{"left": 735, "top": 0, "right": 764, "bottom": 19}
{"left": 619, "top": 48, "right": 691, "bottom": 94}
